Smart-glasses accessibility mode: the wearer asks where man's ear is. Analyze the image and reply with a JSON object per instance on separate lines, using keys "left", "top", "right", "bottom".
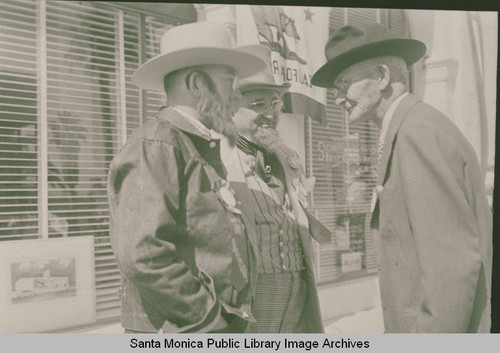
{"left": 186, "top": 71, "right": 206, "bottom": 99}
{"left": 377, "top": 64, "right": 391, "bottom": 91}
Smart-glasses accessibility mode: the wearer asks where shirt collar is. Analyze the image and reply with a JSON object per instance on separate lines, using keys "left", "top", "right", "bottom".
{"left": 379, "top": 92, "right": 409, "bottom": 144}
{"left": 171, "top": 105, "right": 215, "bottom": 140}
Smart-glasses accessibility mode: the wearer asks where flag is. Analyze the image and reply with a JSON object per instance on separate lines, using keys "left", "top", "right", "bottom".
{"left": 236, "top": 5, "right": 330, "bottom": 124}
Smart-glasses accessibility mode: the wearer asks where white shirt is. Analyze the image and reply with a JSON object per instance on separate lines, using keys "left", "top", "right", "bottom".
{"left": 371, "top": 92, "right": 409, "bottom": 214}
{"left": 210, "top": 131, "right": 247, "bottom": 183}
{"left": 378, "top": 92, "right": 409, "bottom": 146}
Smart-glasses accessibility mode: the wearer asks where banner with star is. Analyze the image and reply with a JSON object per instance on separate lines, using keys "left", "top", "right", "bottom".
{"left": 236, "top": 5, "right": 330, "bottom": 124}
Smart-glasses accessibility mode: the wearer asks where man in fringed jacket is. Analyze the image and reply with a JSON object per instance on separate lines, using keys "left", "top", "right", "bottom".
{"left": 107, "top": 22, "right": 266, "bottom": 333}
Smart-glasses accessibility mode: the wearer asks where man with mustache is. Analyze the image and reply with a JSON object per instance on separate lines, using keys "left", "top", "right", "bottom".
{"left": 312, "top": 23, "right": 492, "bottom": 332}
{"left": 107, "top": 22, "right": 266, "bottom": 333}
{"left": 230, "top": 45, "right": 330, "bottom": 333}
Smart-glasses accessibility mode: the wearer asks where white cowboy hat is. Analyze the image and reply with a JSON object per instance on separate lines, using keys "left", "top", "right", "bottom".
{"left": 237, "top": 45, "right": 290, "bottom": 96}
{"left": 132, "top": 22, "right": 266, "bottom": 91}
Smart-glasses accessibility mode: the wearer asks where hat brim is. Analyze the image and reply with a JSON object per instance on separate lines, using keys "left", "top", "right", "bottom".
{"left": 311, "top": 38, "right": 426, "bottom": 88}
{"left": 132, "top": 47, "right": 266, "bottom": 91}
{"left": 240, "top": 82, "right": 291, "bottom": 96}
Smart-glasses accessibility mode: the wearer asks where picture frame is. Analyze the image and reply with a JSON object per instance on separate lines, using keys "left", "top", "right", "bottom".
{"left": 0, "top": 236, "right": 96, "bottom": 332}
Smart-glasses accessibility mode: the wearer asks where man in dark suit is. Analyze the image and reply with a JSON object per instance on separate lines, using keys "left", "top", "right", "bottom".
{"left": 230, "top": 45, "right": 330, "bottom": 332}
{"left": 312, "top": 23, "right": 492, "bottom": 333}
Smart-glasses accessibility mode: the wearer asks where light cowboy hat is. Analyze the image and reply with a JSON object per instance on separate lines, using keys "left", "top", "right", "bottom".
{"left": 237, "top": 45, "right": 291, "bottom": 96}
{"left": 311, "top": 22, "right": 426, "bottom": 88}
{"left": 132, "top": 22, "right": 266, "bottom": 92}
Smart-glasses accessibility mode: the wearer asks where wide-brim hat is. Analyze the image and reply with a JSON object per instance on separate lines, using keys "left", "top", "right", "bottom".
{"left": 237, "top": 45, "right": 291, "bottom": 96}
{"left": 311, "top": 23, "right": 426, "bottom": 88}
{"left": 132, "top": 22, "right": 266, "bottom": 92}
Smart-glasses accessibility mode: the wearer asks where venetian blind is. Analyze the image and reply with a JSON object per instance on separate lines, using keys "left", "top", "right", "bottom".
{"left": 45, "top": 1, "right": 123, "bottom": 321}
{"left": 0, "top": 0, "right": 39, "bottom": 241}
{"left": 143, "top": 17, "right": 174, "bottom": 118}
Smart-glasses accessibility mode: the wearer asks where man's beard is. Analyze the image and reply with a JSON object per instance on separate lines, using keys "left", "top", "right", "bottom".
{"left": 252, "top": 120, "right": 291, "bottom": 159}
{"left": 196, "top": 88, "right": 237, "bottom": 147}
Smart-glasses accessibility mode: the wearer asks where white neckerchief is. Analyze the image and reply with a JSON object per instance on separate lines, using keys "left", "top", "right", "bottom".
{"left": 210, "top": 130, "right": 247, "bottom": 183}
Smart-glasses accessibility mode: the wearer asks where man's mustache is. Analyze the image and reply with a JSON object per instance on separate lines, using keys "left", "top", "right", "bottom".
{"left": 254, "top": 114, "right": 276, "bottom": 129}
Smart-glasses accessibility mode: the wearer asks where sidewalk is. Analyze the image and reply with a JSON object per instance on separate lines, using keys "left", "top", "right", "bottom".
{"left": 82, "top": 306, "right": 384, "bottom": 334}
{"left": 324, "top": 306, "right": 384, "bottom": 333}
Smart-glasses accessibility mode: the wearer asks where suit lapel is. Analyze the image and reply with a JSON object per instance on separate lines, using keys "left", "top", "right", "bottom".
{"left": 377, "top": 94, "right": 421, "bottom": 185}
{"left": 371, "top": 94, "right": 421, "bottom": 228}
{"left": 275, "top": 154, "right": 330, "bottom": 254}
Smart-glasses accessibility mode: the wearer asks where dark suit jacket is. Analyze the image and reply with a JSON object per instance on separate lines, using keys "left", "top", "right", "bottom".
{"left": 372, "top": 94, "right": 492, "bottom": 332}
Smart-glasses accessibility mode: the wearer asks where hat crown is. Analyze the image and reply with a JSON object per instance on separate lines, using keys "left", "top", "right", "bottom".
{"left": 311, "top": 22, "right": 425, "bottom": 88}
{"left": 131, "top": 22, "right": 266, "bottom": 91}
{"left": 238, "top": 45, "right": 278, "bottom": 87}
{"left": 160, "top": 22, "right": 237, "bottom": 55}
{"left": 325, "top": 23, "right": 399, "bottom": 61}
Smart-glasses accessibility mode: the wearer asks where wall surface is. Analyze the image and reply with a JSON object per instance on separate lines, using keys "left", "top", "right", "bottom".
{"left": 407, "top": 10, "right": 497, "bottom": 173}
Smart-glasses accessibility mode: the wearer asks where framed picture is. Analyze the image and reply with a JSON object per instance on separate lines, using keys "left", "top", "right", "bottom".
{"left": 0, "top": 236, "right": 96, "bottom": 332}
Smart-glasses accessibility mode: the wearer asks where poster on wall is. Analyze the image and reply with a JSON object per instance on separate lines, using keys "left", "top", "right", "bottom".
{"left": 0, "top": 236, "right": 95, "bottom": 333}
{"left": 11, "top": 258, "right": 76, "bottom": 305}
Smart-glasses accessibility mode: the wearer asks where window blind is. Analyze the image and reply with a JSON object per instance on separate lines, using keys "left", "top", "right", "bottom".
{"left": 143, "top": 17, "right": 174, "bottom": 119}
{"left": 0, "top": 0, "right": 39, "bottom": 242}
{"left": 123, "top": 12, "right": 142, "bottom": 135}
{"left": 44, "top": 0, "right": 122, "bottom": 321}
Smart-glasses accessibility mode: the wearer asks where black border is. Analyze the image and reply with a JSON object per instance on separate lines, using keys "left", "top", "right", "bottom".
{"left": 110, "top": 0, "right": 500, "bottom": 11}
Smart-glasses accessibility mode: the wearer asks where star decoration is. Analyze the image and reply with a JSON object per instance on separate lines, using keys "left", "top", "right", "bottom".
{"left": 304, "top": 7, "right": 314, "bottom": 23}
